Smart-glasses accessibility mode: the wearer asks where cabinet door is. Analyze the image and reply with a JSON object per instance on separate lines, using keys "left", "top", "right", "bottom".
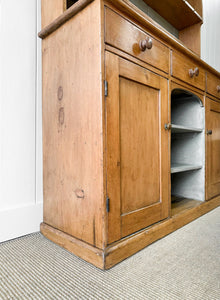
{"left": 106, "top": 52, "right": 169, "bottom": 244}
{"left": 206, "top": 98, "right": 220, "bottom": 200}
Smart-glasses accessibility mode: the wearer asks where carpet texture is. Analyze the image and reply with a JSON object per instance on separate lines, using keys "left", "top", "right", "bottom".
{"left": 0, "top": 207, "right": 220, "bottom": 300}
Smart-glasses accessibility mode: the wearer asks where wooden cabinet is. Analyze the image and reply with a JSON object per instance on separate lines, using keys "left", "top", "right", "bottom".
{"left": 39, "top": 0, "right": 220, "bottom": 270}
{"left": 143, "top": 0, "right": 203, "bottom": 55}
{"left": 206, "top": 72, "right": 220, "bottom": 100}
{"left": 105, "top": 8, "right": 169, "bottom": 73}
{"left": 171, "top": 50, "right": 205, "bottom": 90}
{"left": 206, "top": 98, "right": 220, "bottom": 200}
{"left": 105, "top": 52, "right": 169, "bottom": 243}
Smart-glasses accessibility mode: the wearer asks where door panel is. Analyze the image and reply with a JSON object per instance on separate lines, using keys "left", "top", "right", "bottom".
{"left": 106, "top": 52, "right": 169, "bottom": 243}
{"left": 206, "top": 98, "right": 220, "bottom": 200}
{"left": 120, "top": 78, "right": 160, "bottom": 214}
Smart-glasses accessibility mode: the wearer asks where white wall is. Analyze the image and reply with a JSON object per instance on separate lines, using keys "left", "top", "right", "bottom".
{"left": 201, "top": 0, "right": 220, "bottom": 72}
{"left": 0, "top": 0, "right": 42, "bottom": 242}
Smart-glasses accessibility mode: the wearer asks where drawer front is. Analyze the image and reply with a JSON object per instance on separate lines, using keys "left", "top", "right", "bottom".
{"left": 172, "top": 51, "right": 205, "bottom": 90}
{"left": 207, "top": 72, "right": 220, "bottom": 99}
{"left": 105, "top": 7, "right": 169, "bottom": 73}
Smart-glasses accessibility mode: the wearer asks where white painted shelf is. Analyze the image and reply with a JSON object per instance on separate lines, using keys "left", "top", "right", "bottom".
{"left": 171, "top": 163, "right": 203, "bottom": 174}
{"left": 171, "top": 89, "right": 205, "bottom": 200}
{"left": 171, "top": 124, "right": 203, "bottom": 133}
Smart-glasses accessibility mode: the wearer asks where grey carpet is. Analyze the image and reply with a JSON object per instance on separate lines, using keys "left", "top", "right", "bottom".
{"left": 0, "top": 207, "right": 220, "bottom": 300}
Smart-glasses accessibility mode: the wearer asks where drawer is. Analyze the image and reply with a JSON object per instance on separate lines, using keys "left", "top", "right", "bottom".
{"left": 105, "top": 7, "right": 169, "bottom": 73}
{"left": 207, "top": 71, "right": 220, "bottom": 99}
{"left": 172, "top": 51, "right": 205, "bottom": 91}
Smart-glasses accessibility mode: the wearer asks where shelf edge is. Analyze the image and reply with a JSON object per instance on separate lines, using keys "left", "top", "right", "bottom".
{"left": 39, "top": 0, "right": 94, "bottom": 39}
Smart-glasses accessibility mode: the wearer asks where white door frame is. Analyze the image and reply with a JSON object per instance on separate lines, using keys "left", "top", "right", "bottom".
{"left": 0, "top": 0, "right": 43, "bottom": 242}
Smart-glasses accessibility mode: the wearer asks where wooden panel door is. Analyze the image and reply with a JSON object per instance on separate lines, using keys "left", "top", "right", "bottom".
{"left": 106, "top": 52, "right": 169, "bottom": 244}
{"left": 206, "top": 98, "right": 220, "bottom": 200}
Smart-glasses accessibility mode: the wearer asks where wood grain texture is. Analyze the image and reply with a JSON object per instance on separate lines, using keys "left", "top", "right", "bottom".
{"left": 171, "top": 198, "right": 201, "bottom": 216}
{"left": 106, "top": 53, "right": 169, "bottom": 241}
{"left": 120, "top": 78, "right": 160, "bottom": 213}
{"left": 172, "top": 50, "right": 205, "bottom": 91}
{"left": 105, "top": 52, "right": 121, "bottom": 244}
{"left": 105, "top": 195, "right": 220, "bottom": 269}
{"left": 179, "top": 22, "right": 202, "bottom": 56}
{"left": 187, "top": 0, "right": 203, "bottom": 17}
{"left": 40, "top": 223, "right": 105, "bottom": 269}
{"left": 41, "top": 0, "right": 64, "bottom": 29}
{"left": 42, "top": 0, "right": 104, "bottom": 249}
{"left": 206, "top": 71, "right": 220, "bottom": 100}
{"left": 39, "top": 0, "right": 94, "bottom": 39}
{"left": 105, "top": 44, "right": 168, "bottom": 78}
{"left": 122, "top": 204, "right": 161, "bottom": 237}
{"left": 39, "top": 0, "right": 220, "bottom": 270}
{"left": 142, "top": 0, "right": 202, "bottom": 30}
{"left": 41, "top": 195, "right": 220, "bottom": 270}
{"left": 206, "top": 98, "right": 220, "bottom": 200}
{"left": 39, "top": 0, "right": 220, "bottom": 76}
{"left": 100, "top": 0, "right": 108, "bottom": 249}
{"left": 105, "top": 7, "right": 169, "bottom": 73}
{"left": 104, "top": 0, "right": 219, "bottom": 77}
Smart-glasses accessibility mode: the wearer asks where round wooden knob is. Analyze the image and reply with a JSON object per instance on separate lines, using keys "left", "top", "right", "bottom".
{"left": 194, "top": 67, "right": 199, "bottom": 77}
{"left": 189, "top": 67, "right": 199, "bottom": 78}
{"left": 189, "top": 69, "right": 194, "bottom": 78}
{"left": 146, "top": 37, "right": 153, "bottom": 49}
{"left": 139, "top": 37, "right": 153, "bottom": 51}
{"left": 164, "top": 123, "right": 172, "bottom": 130}
{"left": 217, "top": 85, "right": 220, "bottom": 93}
{"left": 139, "top": 39, "right": 147, "bottom": 51}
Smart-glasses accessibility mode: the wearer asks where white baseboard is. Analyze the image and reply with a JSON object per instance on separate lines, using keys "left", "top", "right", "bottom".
{"left": 0, "top": 203, "right": 43, "bottom": 243}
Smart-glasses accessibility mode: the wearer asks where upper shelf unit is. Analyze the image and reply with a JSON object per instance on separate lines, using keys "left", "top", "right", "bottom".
{"left": 42, "top": 0, "right": 203, "bottom": 56}
{"left": 143, "top": 0, "right": 203, "bottom": 56}
{"left": 143, "top": 0, "right": 203, "bottom": 30}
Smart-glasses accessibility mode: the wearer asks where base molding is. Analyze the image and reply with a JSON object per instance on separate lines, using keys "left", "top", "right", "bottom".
{"left": 41, "top": 196, "right": 220, "bottom": 269}
{"left": 40, "top": 223, "right": 105, "bottom": 269}
{"left": 0, "top": 203, "right": 43, "bottom": 243}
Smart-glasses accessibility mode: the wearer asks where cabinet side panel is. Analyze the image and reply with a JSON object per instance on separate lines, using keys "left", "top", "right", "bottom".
{"left": 179, "top": 23, "right": 201, "bottom": 57}
{"left": 41, "top": 0, "right": 64, "bottom": 28}
{"left": 42, "top": 1, "right": 104, "bottom": 248}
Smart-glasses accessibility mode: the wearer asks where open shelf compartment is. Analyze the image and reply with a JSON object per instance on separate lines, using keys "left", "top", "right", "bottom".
{"left": 171, "top": 88, "right": 205, "bottom": 201}
{"left": 142, "top": 0, "right": 203, "bottom": 55}
{"left": 143, "top": 0, "right": 202, "bottom": 30}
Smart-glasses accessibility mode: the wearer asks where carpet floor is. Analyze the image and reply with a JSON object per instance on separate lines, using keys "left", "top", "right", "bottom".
{"left": 0, "top": 207, "right": 220, "bottom": 300}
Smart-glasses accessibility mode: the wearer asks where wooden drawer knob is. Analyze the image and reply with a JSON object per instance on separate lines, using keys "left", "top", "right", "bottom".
{"left": 217, "top": 85, "right": 220, "bottom": 93}
{"left": 139, "top": 37, "right": 153, "bottom": 51}
{"left": 164, "top": 123, "right": 172, "bottom": 130}
{"left": 189, "top": 67, "right": 199, "bottom": 78}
